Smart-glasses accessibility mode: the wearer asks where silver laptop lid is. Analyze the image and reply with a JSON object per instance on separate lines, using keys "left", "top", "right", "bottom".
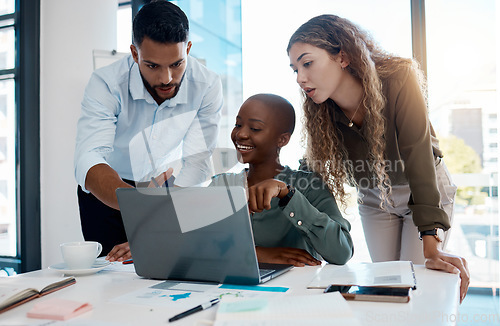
{"left": 116, "top": 186, "right": 262, "bottom": 284}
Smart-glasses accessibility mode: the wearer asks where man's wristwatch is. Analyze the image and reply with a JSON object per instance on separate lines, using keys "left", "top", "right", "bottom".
{"left": 278, "top": 184, "right": 295, "bottom": 207}
{"left": 419, "top": 228, "right": 444, "bottom": 242}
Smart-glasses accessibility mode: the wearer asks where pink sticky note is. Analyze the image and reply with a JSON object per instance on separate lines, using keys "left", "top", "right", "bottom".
{"left": 27, "top": 298, "right": 92, "bottom": 320}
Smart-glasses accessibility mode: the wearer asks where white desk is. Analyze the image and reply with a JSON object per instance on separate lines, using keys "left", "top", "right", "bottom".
{"left": 0, "top": 264, "right": 460, "bottom": 325}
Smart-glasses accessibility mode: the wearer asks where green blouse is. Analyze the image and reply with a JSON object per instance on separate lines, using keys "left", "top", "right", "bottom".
{"left": 210, "top": 166, "right": 353, "bottom": 265}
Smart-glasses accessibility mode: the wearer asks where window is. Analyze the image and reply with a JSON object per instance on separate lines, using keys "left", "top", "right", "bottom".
{"left": 0, "top": 1, "right": 17, "bottom": 272}
{"left": 0, "top": 0, "right": 41, "bottom": 274}
{"left": 426, "top": 0, "right": 498, "bottom": 288}
{"left": 117, "top": 1, "right": 131, "bottom": 53}
{"left": 0, "top": 78, "right": 15, "bottom": 257}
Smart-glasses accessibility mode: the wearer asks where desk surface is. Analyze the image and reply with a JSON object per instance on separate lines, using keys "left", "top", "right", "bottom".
{"left": 1, "top": 263, "right": 460, "bottom": 326}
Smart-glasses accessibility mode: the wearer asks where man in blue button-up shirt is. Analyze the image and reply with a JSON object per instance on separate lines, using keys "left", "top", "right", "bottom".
{"left": 74, "top": 1, "right": 223, "bottom": 258}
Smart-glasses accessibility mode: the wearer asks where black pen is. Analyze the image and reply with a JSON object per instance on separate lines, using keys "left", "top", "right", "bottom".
{"left": 168, "top": 298, "right": 220, "bottom": 322}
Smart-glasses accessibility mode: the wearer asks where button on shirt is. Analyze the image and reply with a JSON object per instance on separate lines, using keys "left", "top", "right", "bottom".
{"left": 74, "top": 55, "right": 223, "bottom": 191}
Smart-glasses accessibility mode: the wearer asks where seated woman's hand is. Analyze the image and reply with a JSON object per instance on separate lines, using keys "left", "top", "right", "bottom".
{"left": 105, "top": 242, "right": 131, "bottom": 262}
{"left": 255, "top": 246, "right": 321, "bottom": 267}
{"left": 247, "top": 179, "right": 288, "bottom": 213}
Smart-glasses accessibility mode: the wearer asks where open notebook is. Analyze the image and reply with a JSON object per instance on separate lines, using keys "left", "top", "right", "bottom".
{"left": 0, "top": 277, "right": 76, "bottom": 314}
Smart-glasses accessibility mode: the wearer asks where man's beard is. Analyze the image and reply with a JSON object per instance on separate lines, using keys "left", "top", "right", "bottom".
{"left": 141, "top": 73, "right": 183, "bottom": 102}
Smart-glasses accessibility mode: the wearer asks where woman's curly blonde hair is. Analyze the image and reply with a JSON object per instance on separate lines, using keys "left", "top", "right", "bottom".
{"left": 287, "top": 14, "right": 424, "bottom": 209}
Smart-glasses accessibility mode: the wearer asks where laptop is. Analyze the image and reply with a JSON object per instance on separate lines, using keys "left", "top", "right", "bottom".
{"left": 116, "top": 186, "right": 293, "bottom": 285}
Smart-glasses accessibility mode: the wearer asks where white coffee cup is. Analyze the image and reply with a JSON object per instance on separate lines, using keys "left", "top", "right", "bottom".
{"left": 60, "top": 241, "right": 102, "bottom": 270}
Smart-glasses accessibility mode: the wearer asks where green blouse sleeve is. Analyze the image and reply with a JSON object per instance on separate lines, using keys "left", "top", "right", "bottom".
{"left": 281, "top": 172, "right": 353, "bottom": 264}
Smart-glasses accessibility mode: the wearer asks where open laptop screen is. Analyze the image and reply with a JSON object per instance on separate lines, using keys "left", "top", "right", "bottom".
{"left": 117, "top": 186, "right": 291, "bottom": 284}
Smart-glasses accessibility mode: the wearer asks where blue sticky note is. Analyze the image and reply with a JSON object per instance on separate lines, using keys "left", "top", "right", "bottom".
{"left": 169, "top": 292, "right": 191, "bottom": 301}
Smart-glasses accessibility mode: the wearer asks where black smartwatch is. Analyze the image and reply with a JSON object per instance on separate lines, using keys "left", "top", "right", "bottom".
{"left": 278, "top": 184, "right": 295, "bottom": 207}
{"left": 419, "top": 228, "right": 443, "bottom": 242}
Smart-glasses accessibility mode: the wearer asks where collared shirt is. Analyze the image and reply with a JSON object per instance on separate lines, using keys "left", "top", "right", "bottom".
{"left": 75, "top": 55, "right": 223, "bottom": 191}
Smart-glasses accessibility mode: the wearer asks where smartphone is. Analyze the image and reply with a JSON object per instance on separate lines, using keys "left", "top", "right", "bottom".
{"left": 324, "top": 285, "right": 411, "bottom": 303}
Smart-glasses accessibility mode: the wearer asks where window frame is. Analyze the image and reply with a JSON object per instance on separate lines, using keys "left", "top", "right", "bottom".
{"left": 411, "top": 0, "right": 427, "bottom": 77}
{"left": 17, "top": 0, "right": 41, "bottom": 273}
{"left": 0, "top": 0, "right": 41, "bottom": 273}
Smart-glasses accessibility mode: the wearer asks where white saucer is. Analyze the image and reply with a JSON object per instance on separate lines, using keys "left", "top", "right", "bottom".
{"left": 48, "top": 261, "right": 110, "bottom": 276}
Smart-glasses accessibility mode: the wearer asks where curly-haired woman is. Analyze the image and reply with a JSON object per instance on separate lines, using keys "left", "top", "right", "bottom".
{"left": 287, "top": 14, "right": 469, "bottom": 302}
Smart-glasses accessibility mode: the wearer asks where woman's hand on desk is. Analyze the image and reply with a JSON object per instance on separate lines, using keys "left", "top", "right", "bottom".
{"left": 422, "top": 236, "right": 470, "bottom": 304}
{"left": 255, "top": 246, "right": 321, "bottom": 267}
{"left": 106, "top": 242, "right": 131, "bottom": 262}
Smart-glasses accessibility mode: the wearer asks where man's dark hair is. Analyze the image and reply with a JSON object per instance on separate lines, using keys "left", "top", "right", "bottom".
{"left": 133, "top": 1, "right": 189, "bottom": 46}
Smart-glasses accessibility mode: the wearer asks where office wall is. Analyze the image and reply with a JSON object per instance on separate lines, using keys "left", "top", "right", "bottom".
{"left": 40, "top": 0, "right": 118, "bottom": 268}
